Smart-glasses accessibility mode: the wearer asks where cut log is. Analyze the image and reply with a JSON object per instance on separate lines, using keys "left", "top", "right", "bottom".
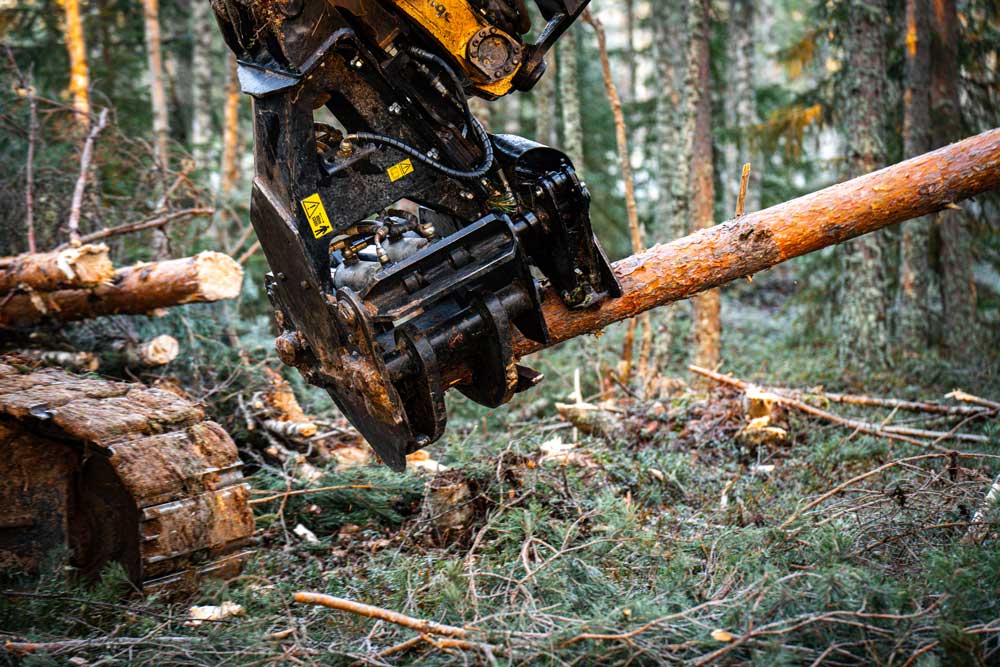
{"left": 103, "top": 335, "right": 180, "bottom": 368}
{"left": 0, "top": 244, "right": 114, "bottom": 293}
{"left": 0, "top": 251, "right": 243, "bottom": 328}
{"left": 513, "top": 129, "right": 1000, "bottom": 357}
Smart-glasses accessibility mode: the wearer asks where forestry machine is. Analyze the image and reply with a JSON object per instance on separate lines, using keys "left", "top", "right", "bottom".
{"left": 212, "top": 0, "right": 620, "bottom": 470}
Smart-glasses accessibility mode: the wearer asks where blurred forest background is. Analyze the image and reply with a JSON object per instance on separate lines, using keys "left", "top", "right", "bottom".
{"left": 2, "top": 0, "right": 1000, "bottom": 664}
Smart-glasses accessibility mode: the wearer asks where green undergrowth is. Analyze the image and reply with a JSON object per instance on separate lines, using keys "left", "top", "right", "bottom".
{"left": 2, "top": 284, "right": 999, "bottom": 665}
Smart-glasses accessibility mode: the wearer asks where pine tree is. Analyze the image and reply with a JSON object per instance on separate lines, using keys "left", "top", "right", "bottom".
{"left": 836, "top": 0, "right": 892, "bottom": 370}
{"left": 689, "top": 0, "right": 720, "bottom": 371}
{"left": 722, "top": 0, "right": 760, "bottom": 217}
{"left": 57, "top": 0, "right": 90, "bottom": 125}
{"left": 931, "top": 0, "right": 979, "bottom": 358}
{"left": 896, "top": 0, "right": 933, "bottom": 350}
{"left": 558, "top": 27, "right": 584, "bottom": 170}
{"left": 141, "top": 0, "right": 169, "bottom": 169}
{"left": 190, "top": 0, "right": 215, "bottom": 166}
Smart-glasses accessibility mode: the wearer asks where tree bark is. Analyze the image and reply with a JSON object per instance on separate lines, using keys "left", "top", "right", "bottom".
{"left": 585, "top": 11, "right": 649, "bottom": 384}
{"left": 896, "top": 0, "right": 934, "bottom": 350}
{"left": 558, "top": 28, "right": 584, "bottom": 171}
{"left": 723, "top": 0, "right": 760, "bottom": 217}
{"left": 0, "top": 252, "right": 243, "bottom": 328}
{"left": 0, "top": 244, "right": 114, "bottom": 293}
{"left": 220, "top": 55, "right": 241, "bottom": 196}
{"left": 836, "top": 0, "right": 892, "bottom": 370}
{"left": 511, "top": 129, "right": 1000, "bottom": 359}
{"left": 190, "top": 0, "right": 214, "bottom": 166}
{"left": 141, "top": 0, "right": 170, "bottom": 168}
{"left": 931, "top": 0, "right": 978, "bottom": 357}
{"left": 535, "top": 48, "right": 556, "bottom": 146}
{"left": 57, "top": 0, "right": 90, "bottom": 125}
{"left": 689, "top": 0, "right": 720, "bottom": 372}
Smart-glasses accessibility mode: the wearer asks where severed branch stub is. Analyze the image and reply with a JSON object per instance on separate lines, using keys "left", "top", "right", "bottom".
{"left": 293, "top": 592, "right": 469, "bottom": 638}
{"left": 513, "top": 128, "right": 1000, "bottom": 359}
{"left": 0, "top": 251, "right": 243, "bottom": 328}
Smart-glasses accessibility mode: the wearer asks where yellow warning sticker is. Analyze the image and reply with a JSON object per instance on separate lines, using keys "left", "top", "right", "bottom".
{"left": 387, "top": 158, "right": 415, "bottom": 182}
{"left": 300, "top": 193, "right": 333, "bottom": 239}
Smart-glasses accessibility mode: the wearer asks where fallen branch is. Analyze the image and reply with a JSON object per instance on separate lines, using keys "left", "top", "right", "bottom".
{"left": 946, "top": 390, "right": 1000, "bottom": 412}
{"left": 0, "top": 251, "right": 243, "bottom": 328}
{"left": 778, "top": 453, "right": 979, "bottom": 530}
{"left": 690, "top": 366, "right": 940, "bottom": 448}
{"left": 72, "top": 207, "right": 214, "bottom": 246}
{"left": 262, "top": 419, "right": 318, "bottom": 440}
{"left": 512, "top": 129, "right": 1000, "bottom": 358}
{"left": 4, "top": 636, "right": 200, "bottom": 655}
{"left": 0, "top": 244, "right": 115, "bottom": 293}
{"left": 292, "top": 592, "right": 469, "bottom": 639}
{"left": 780, "top": 388, "right": 993, "bottom": 417}
{"left": 67, "top": 108, "right": 109, "bottom": 245}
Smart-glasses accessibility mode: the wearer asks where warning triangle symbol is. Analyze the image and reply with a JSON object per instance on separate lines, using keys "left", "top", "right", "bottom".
{"left": 304, "top": 200, "right": 319, "bottom": 216}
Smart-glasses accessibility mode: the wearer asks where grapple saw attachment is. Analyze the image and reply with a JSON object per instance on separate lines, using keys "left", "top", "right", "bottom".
{"left": 213, "top": 0, "right": 619, "bottom": 470}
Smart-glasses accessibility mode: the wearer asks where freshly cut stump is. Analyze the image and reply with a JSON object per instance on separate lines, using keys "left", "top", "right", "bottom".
{"left": 0, "top": 361, "right": 254, "bottom": 593}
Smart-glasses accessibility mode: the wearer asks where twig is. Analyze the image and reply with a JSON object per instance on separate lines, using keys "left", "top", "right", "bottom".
{"left": 735, "top": 163, "right": 751, "bottom": 217}
{"left": 292, "top": 592, "right": 469, "bottom": 639}
{"left": 70, "top": 207, "right": 213, "bottom": 246}
{"left": 67, "top": 108, "right": 109, "bottom": 246}
{"left": 249, "top": 484, "right": 373, "bottom": 506}
{"left": 237, "top": 241, "right": 261, "bottom": 266}
{"left": 778, "top": 452, "right": 992, "bottom": 530}
{"left": 946, "top": 389, "right": 1000, "bottom": 412}
{"left": 4, "top": 636, "right": 200, "bottom": 655}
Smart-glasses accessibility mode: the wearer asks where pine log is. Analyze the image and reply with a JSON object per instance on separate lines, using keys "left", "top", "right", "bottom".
{"left": 0, "top": 251, "right": 243, "bottom": 328}
{"left": 0, "top": 244, "right": 114, "bottom": 293}
{"left": 102, "top": 335, "right": 180, "bottom": 368}
{"left": 513, "top": 129, "right": 1000, "bottom": 357}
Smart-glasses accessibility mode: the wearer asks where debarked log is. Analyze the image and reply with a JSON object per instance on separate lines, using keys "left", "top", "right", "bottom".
{"left": 0, "top": 244, "right": 115, "bottom": 293}
{"left": 0, "top": 251, "right": 243, "bottom": 328}
{"left": 514, "top": 128, "right": 1000, "bottom": 357}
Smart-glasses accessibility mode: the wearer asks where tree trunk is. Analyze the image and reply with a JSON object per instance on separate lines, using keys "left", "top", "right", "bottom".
{"left": 896, "top": 0, "right": 934, "bottom": 350}
{"left": 220, "top": 55, "right": 241, "bottom": 197}
{"left": 511, "top": 129, "right": 1000, "bottom": 359}
{"left": 585, "top": 11, "right": 649, "bottom": 384}
{"left": 836, "top": 0, "right": 892, "bottom": 370}
{"left": 141, "top": 0, "right": 170, "bottom": 168}
{"left": 689, "top": 0, "right": 720, "bottom": 372}
{"left": 723, "top": 0, "right": 760, "bottom": 217}
{"left": 649, "top": 0, "right": 693, "bottom": 376}
{"left": 0, "top": 244, "right": 114, "bottom": 293}
{"left": 931, "top": 0, "right": 978, "bottom": 357}
{"left": 0, "top": 252, "right": 243, "bottom": 328}
{"left": 57, "top": 0, "right": 90, "bottom": 125}
{"left": 190, "top": 0, "right": 214, "bottom": 166}
{"left": 535, "top": 48, "right": 556, "bottom": 146}
{"left": 625, "top": 0, "right": 638, "bottom": 103}
{"left": 558, "top": 28, "right": 584, "bottom": 171}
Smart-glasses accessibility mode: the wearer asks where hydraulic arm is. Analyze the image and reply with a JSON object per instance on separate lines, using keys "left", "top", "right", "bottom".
{"left": 212, "top": 0, "right": 619, "bottom": 469}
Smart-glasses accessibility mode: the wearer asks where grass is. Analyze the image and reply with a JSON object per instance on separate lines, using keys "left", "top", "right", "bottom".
{"left": 2, "top": 275, "right": 1000, "bottom": 666}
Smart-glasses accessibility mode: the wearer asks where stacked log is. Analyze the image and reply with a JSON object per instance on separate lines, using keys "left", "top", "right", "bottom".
{"left": 0, "top": 244, "right": 114, "bottom": 292}
{"left": 0, "top": 251, "right": 243, "bottom": 328}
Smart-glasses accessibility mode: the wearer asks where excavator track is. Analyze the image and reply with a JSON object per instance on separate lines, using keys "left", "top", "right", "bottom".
{"left": 0, "top": 360, "right": 255, "bottom": 593}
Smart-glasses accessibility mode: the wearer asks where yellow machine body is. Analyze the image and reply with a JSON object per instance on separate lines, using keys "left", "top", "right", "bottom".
{"left": 389, "top": 0, "right": 524, "bottom": 97}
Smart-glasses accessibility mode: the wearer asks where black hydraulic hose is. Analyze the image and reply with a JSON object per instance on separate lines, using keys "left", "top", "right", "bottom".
{"left": 344, "top": 47, "right": 494, "bottom": 181}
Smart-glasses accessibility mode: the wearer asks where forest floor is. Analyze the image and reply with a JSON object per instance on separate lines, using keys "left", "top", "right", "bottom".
{"left": 2, "top": 274, "right": 999, "bottom": 666}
